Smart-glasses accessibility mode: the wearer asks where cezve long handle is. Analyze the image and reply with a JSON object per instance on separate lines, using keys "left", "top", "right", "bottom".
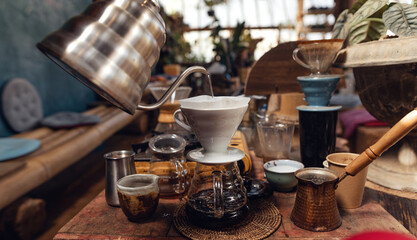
{"left": 339, "top": 107, "right": 417, "bottom": 182}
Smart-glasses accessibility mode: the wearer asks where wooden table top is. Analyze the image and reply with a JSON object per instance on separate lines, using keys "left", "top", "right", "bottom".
{"left": 54, "top": 152, "right": 412, "bottom": 240}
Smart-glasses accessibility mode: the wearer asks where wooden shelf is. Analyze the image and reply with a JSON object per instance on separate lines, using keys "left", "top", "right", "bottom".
{"left": 304, "top": 8, "right": 334, "bottom": 15}
{"left": 296, "top": 0, "right": 336, "bottom": 38}
{"left": 302, "top": 26, "right": 333, "bottom": 33}
{"left": 184, "top": 25, "right": 295, "bottom": 32}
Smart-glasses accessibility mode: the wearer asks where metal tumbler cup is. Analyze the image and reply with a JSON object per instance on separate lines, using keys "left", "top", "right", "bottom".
{"left": 104, "top": 150, "right": 136, "bottom": 206}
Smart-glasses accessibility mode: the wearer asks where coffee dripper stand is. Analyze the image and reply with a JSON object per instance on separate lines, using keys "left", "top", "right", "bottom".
{"left": 173, "top": 95, "right": 250, "bottom": 229}
{"left": 291, "top": 39, "right": 345, "bottom": 231}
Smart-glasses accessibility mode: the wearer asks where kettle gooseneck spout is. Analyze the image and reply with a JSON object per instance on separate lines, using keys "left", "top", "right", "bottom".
{"left": 137, "top": 66, "right": 210, "bottom": 111}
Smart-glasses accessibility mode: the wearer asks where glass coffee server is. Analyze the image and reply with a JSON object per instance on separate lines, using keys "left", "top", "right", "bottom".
{"left": 174, "top": 95, "right": 250, "bottom": 228}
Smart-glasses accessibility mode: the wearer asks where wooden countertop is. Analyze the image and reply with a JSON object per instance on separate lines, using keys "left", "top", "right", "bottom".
{"left": 53, "top": 152, "right": 412, "bottom": 239}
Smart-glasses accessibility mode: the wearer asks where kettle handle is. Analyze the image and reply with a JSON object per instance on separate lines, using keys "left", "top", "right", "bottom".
{"left": 137, "top": 66, "right": 209, "bottom": 110}
{"left": 343, "top": 108, "right": 417, "bottom": 178}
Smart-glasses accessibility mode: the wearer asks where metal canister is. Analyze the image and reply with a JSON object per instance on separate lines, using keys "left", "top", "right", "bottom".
{"left": 104, "top": 150, "right": 136, "bottom": 207}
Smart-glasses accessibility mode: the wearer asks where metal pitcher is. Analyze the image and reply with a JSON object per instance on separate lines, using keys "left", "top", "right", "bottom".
{"left": 104, "top": 150, "right": 136, "bottom": 207}
{"left": 37, "top": 0, "right": 208, "bottom": 114}
{"left": 290, "top": 168, "right": 341, "bottom": 232}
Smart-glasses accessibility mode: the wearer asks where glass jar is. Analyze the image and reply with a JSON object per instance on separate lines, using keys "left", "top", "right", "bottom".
{"left": 148, "top": 134, "right": 190, "bottom": 198}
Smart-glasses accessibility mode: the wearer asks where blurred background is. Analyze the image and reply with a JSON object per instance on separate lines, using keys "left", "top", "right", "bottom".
{"left": 0, "top": 0, "right": 347, "bottom": 137}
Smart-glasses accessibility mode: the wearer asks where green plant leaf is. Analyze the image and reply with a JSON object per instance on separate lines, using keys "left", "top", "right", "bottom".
{"left": 348, "top": 18, "right": 387, "bottom": 45}
{"left": 371, "top": 4, "right": 389, "bottom": 18}
{"left": 349, "top": 0, "right": 368, "bottom": 14}
{"left": 210, "top": 25, "right": 222, "bottom": 39}
{"left": 231, "top": 22, "right": 245, "bottom": 51}
{"left": 332, "top": 9, "right": 352, "bottom": 39}
{"left": 350, "top": 0, "right": 389, "bottom": 27}
{"left": 383, "top": 3, "right": 417, "bottom": 37}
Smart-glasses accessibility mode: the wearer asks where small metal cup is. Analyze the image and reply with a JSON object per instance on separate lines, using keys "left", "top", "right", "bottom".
{"left": 104, "top": 150, "right": 136, "bottom": 207}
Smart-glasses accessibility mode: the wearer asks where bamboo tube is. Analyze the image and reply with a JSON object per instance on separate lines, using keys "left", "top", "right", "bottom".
{"left": 0, "top": 108, "right": 143, "bottom": 210}
{"left": 6, "top": 106, "right": 113, "bottom": 162}
{"left": 11, "top": 128, "right": 53, "bottom": 140}
{"left": 0, "top": 105, "right": 113, "bottom": 180}
{"left": 10, "top": 105, "right": 108, "bottom": 140}
{"left": 96, "top": 106, "right": 116, "bottom": 120}
{"left": 84, "top": 105, "right": 108, "bottom": 115}
{"left": 16, "top": 107, "right": 115, "bottom": 160}
{"left": 40, "top": 129, "right": 68, "bottom": 144}
{"left": 34, "top": 105, "right": 110, "bottom": 143}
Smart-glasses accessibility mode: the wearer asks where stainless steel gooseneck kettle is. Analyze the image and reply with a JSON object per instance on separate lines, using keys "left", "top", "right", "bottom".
{"left": 37, "top": 0, "right": 208, "bottom": 114}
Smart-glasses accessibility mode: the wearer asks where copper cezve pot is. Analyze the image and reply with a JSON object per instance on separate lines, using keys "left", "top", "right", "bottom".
{"left": 37, "top": 0, "right": 209, "bottom": 114}
{"left": 291, "top": 107, "right": 417, "bottom": 232}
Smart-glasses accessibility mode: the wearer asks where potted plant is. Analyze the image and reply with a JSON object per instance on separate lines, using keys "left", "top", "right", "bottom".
{"left": 332, "top": 0, "right": 417, "bottom": 191}
{"left": 211, "top": 21, "right": 254, "bottom": 77}
{"left": 156, "top": 10, "right": 194, "bottom": 76}
{"left": 333, "top": 0, "right": 417, "bottom": 128}
{"left": 332, "top": 0, "right": 417, "bottom": 45}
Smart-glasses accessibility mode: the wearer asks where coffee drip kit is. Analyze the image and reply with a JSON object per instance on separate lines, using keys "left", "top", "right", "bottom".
{"left": 35, "top": 0, "right": 254, "bottom": 230}
{"left": 290, "top": 39, "right": 417, "bottom": 232}
{"left": 292, "top": 39, "right": 345, "bottom": 170}
{"left": 35, "top": 0, "right": 417, "bottom": 236}
{"left": 174, "top": 96, "right": 251, "bottom": 227}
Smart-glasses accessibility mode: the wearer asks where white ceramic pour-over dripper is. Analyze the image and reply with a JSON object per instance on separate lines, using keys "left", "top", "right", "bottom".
{"left": 174, "top": 95, "right": 250, "bottom": 164}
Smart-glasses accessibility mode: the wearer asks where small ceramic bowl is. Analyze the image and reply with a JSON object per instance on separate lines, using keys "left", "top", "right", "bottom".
{"left": 264, "top": 160, "right": 304, "bottom": 192}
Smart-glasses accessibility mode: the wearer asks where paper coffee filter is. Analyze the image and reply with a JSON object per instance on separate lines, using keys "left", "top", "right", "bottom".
{"left": 117, "top": 175, "right": 159, "bottom": 196}
{"left": 179, "top": 95, "right": 250, "bottom": 109}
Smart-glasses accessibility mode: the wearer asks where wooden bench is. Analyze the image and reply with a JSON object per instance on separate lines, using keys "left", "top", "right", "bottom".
{"left": 0, "top": 105, "right": 146, "bottom": 238}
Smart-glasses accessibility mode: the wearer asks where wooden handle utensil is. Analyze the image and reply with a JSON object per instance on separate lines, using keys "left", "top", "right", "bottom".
{"left": 339, "top": 108, "right": 417, "bottom": 182}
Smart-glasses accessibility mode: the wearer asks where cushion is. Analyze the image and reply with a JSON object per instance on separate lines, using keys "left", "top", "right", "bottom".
{"left": 40, "top": 112, "right": 100, "bottom": 129}
{"left": 1, "top": 78, "right": 43, "bottom": 132}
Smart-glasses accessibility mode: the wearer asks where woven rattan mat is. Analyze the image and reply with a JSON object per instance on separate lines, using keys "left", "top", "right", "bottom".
{"left": 173, "top": 199, "right": 281, "bottom": 240}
